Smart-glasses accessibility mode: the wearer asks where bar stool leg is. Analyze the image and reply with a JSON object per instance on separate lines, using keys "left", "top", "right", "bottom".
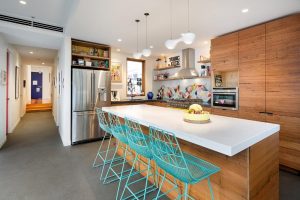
{"left": 99, "top": 134, "right": 114, "bottom": 181}
{"left": 120, "top": 154, "right": 138, "bottom": 200}
{"left": 115, "top": 144, "right": 129, "bottom": 200}
{"left": 92, "top": 131, "right": 109, "bottom": 168}
{"left": 207, "top": 177, "right": 215, "bottom": 200}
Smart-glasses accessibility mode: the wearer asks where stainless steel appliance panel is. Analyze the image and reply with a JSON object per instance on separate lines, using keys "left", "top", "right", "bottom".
{"left": 71, "top": 111, "right": 103, "bottom": 143}
{"left": 94, "top": 70, "right": 111, "bottom": 108}
{"left": 72, "top": 69, "right": 94, "bottom": 111}
{"left": 212, "top": 87, "right": 238, "bottom": 110}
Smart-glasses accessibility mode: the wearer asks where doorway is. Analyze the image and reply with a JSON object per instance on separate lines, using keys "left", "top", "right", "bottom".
{"left": 31, "top": 72, "right": 43, "bottom": 102}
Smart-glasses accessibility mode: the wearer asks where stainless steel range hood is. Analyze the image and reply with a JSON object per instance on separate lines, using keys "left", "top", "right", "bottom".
{"left": 170, "top": 48, "right": 199, "bottom": 79}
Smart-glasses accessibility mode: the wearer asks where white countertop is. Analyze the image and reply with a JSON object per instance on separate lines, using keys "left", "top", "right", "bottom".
{"left": 103, "top": 105, "right": 280, "bottom": 156}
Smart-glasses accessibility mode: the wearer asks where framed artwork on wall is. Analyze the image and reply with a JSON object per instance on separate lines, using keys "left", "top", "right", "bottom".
{"left": 111, "top": 62, "right": 122, "bottom": 83}
{"left": 0, "top": 70, "right": 7, "bottom": 85}
{"left": 15, "top": 66, "right": 20, "bottom": 99}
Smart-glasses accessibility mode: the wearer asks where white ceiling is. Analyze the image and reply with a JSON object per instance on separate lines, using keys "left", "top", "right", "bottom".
{"left": 0, "top": 0, "right": 300, "bottom": 57}
{"left": 0, "top": 0, "right": 73, "bottom": 26}
{"left": 67, "top": 0, "right": 300, "bottom": 56}
{"left": 13, "top": 45, "right": 57, "bottom": 66}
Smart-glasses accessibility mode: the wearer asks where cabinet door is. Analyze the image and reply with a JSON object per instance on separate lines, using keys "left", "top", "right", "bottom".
{"left": 266, "top": 114, "right": 300, "bottom": 170}
{"left": 266, "top": 14, "right": 300, "bottom": 118}
{"left": 211, "top": 108, "right": 239, "bottom": 118}
{"left": 239, "top": 24, "right": 266, "bottom": 119}
{"left": 211, "top": 32, "right": 238, "bottom": 71}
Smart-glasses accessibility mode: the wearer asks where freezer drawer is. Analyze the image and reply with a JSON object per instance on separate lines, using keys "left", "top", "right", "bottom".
{"left": 72, "top": 111, "right": 104, "bottom": 143}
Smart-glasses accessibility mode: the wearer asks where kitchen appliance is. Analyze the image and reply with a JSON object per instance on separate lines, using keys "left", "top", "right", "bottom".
{"left": 170, "top": 48, "right": 199, "bottom": 79}
{"left": 212, "top": 87, "right": 238, "bottom": 110}
{"left": 71, "top": 68, "right": 111, "bottom": 144}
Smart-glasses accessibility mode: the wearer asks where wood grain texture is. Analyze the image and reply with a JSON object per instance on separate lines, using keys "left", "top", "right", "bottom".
{"left": 249, "top": 133, "right": 279, "bottom": 200}
{"left": 211, "top": 32, "right": 239, "bottom": 71}
{"left": 266, "top": 14, "right": 300, "bottom": 118}
{"left": 239, "top": 25, "right": 266, "bottom": 115}
{"left": 211, "top": 108, "right": 239, "bottom": 118}
{"left": 266, "top": 114, "right": 300, "bottom": 170}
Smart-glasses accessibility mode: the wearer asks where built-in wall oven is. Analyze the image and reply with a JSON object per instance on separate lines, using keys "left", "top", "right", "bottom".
{"left": 212, "top": 87, "right": 238, "bottom": 110}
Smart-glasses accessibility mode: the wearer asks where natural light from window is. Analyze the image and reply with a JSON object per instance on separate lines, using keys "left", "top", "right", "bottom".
{"left": 127, "top": 60, "right": 144, "bottom": 96}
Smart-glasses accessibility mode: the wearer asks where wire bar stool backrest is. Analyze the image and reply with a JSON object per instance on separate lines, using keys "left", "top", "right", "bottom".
{"left": 96, "top": 108, "right": 110, "bottom": 133}
{"left": 124, "top": 117, "right": 152, "bottom": 158}
{"left": 107, "top": 113, "right": 128, "bottom": 144}
{"left": 149, "top": 126, "right": 194, "bottom": 180}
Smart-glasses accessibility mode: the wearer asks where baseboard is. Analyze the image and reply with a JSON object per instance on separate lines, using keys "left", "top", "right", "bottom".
{"left": 0, "top": 136, "right": 6, "bottom": 149}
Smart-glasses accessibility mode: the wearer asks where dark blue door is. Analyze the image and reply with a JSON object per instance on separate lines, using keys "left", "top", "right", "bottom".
{"left": 31, "top": 72, "right": 43, "bottom": 99}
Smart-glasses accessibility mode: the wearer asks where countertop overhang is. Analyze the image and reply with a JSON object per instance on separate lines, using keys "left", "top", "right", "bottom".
{"left": 103, "top": 105, "right": 280, "bottom": 156}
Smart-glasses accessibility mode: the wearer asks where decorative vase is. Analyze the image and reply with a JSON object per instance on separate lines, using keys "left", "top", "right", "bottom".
{"left": 147, "top": 92, "right": 154, "bottom": 100}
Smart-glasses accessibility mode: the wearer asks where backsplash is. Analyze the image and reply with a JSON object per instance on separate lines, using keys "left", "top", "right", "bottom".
{"left": 154, "top": 78, "right": 211, "bottom": 102}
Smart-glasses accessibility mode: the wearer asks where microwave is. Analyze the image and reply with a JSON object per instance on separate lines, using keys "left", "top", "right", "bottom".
{"left": 212, "top": 87, "right": 238, "bottom": 110}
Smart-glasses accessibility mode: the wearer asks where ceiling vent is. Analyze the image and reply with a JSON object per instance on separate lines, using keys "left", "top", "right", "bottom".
{"left": 0, "top": 14, "right": 63, "bottom": 33}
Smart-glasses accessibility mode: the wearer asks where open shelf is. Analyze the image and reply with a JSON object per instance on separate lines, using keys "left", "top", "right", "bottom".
{"left": 71, "top": 65, "right": 110, "bottom": 71}
{"left": 153, "top": 76, "right": 211, "bottom": 81}
{"left": 153, "top": 66, "right": 180, "bottom": 71}
{"left": 197, "top": 60, "right": 211, "bottom": 64}
{"left": 72, "top": 53, "right": 110, "bottom": 60}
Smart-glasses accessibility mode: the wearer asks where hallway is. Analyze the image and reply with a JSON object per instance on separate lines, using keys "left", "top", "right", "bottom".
{"left": 0, "top": 112, "right": 299, "bottom": 200}
{"left": 0, "top": 112, "right": 117, "bottom": 200}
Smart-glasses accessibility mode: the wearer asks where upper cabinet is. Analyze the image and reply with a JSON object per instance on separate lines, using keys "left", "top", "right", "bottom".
{"left": 266, "top": 14, "right": 300, "bottom": 118}
{"left": 211, "top": 32, "right": 238, "bottom": 71}
{"left": 239, "top": 24, "right": 266, "bottom": 120}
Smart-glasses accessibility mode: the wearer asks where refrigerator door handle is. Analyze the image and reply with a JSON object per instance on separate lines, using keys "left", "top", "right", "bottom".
{"left": 93, "top": 72, "right": 96, "bottom": 107}
{"left": 91, "top": 73, "right": 94, "bottom": 107}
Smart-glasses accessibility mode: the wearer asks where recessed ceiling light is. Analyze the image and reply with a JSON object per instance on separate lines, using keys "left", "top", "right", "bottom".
{"left": 19, "top": 1, "right": 27, "bottom": 5}
{"left": 42, "top": 62, "right": 45, "bottom": 65}
{"left": 117, "top": 38, "right": 122, "bottom": 42}
{"left": 29, "top": 51, "right": 33, "bottom": 54}
{"left": 242, "top": 8, "right": 249, "bottom": 13}
{"left": 203, "top": 41, "right": 208, "bottom": 44}
{"left": 116, "top": 48, "right": 121, "bottom": 52}
{"left": 149, "top": 45, "right": 154, "bottom": 49}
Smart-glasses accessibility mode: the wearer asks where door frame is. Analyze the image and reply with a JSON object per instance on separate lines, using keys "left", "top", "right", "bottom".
{"left": 6, "top": 50, "right": 9, "bottom": 135}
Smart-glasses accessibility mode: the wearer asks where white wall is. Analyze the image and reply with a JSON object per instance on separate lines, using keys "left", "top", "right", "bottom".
{"left": 0, "top": 34, "right": 7, "bottom": 148}
{"left": 7, "top": 46, "right": 22, "bottom": 133}
{"left": 56, "top": 36, "right": 71, "bottom": 146}
{"left": 27, "top": 65, "right": 52, "bottom": 103}
{"left": 111, "top": 51, "right": 156, "bottom": 100}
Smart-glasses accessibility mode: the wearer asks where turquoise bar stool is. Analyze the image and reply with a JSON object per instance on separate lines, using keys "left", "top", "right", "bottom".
{"left": 149, "top": 126, "right": 220, "bottom": 200}
{"left": 93, "top": 108, "right": 119, "bottom": 181}
{"left": 119, "top": 117, "right": 158, "bottom": 200}
{"left": 103, "top": 113, "right": 138, "bottom": 200}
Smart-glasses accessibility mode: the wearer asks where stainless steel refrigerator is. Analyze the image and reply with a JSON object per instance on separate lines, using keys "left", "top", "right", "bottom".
{"left": 71, "top": 68, "right": 111, "bottom": 144}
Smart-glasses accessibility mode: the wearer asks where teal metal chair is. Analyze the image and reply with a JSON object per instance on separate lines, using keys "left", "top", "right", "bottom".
{"left": 119, "top": 117, "right": 158, "bottom": 200}
{"left": 93, "top": 108, "right": 119, "bottom": 181}
{"left": 149, "top": 126, "right": 220, "bottom": 200}
{"left": 102, "top": 113, "right": 138, "bottom": 200}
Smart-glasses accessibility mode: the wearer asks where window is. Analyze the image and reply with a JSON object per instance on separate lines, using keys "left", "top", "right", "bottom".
{"left": 126, "top": 58, "right": 145, "bottom": 96}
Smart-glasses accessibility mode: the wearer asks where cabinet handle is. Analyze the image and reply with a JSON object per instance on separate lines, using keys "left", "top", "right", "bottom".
{"left": 259, "top": 111, "right": 266, "bottom": 114}
{"left": 266, "top": 112, "right": 273, "bottom": 115}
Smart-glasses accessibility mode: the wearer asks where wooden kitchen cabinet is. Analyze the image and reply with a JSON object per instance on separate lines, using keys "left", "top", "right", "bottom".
{"left": 211, "top": 32, "right": 238, "bottom": 71}
{"left": 239, "top": 24, "right": 266, "bottom": 120}
{"left": 211, "top": 108, "right": 239, "bottom": 118}
{"left": 145, "top": 101, "right": 167, "bottom": 107}
{"left": 266, "top": 14, "right": 300, "bottom": 118}
{"left": 266, "top": 114, "right": 300, "bottom": 170}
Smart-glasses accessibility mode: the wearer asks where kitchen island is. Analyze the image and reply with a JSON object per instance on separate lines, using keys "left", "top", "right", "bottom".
{"left": 103, "top": 105, "right": 280, "bottom": 200}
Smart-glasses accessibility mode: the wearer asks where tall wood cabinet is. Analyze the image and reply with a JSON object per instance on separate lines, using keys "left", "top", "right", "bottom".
{"left": 211, "top": 32, "right": 239, "bottom": 71}
{"left": 211, "top": 14, "right": 300, "bottom": 171}
{"left": 239, "top": 24, "right": 266, "bottom": 121}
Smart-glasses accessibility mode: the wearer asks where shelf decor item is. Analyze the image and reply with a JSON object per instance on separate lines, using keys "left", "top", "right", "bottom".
{"left": 147, "top": 91, "right": 154, "bottom": 100}
{"left": 111, "top": 62, "right": 122, "bottom": 83}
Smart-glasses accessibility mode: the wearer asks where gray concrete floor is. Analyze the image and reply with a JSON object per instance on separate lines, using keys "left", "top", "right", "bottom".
{"left": 0, "top": 112, "right": 299, "bottom": 200}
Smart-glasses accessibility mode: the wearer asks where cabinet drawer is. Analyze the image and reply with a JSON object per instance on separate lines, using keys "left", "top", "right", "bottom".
{"left": 211, "top": 108, "right": 239, "bottom": 118}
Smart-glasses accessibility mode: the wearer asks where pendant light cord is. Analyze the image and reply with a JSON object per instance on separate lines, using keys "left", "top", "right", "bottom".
{"left": 135, "top": 19, "right": 140, "bottom": 52}
{"left": 145, "top": 13, "right": 149, "bottom": 47}
{"left": 170, "top": 0, "right": 173, "bottom": 39}
{"left": 187, "top": 0, "right": 190, "bottom": 32}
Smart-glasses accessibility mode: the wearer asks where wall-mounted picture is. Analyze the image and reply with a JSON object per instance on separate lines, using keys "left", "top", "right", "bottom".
{"left": 15, "top": 66, "right": 20, "bottom": 99}
{"left": 0, "top": 70, "right": 7, "bottom": 85}
{"left": 111, "top": 62, "right": 122, "bottom": 83}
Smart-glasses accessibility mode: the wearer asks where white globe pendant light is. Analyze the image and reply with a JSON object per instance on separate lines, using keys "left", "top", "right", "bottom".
{"left": 142, "top": 13, "right": 151, "bottom": 57}
{"left": 181, "top": 32, "right": 195, "bottom": 44}
{"left": 132, "top": 19, "right": 142, "bottom": 59}
{"left": 165, "top": 38, "right": 182, "bottom": 50}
